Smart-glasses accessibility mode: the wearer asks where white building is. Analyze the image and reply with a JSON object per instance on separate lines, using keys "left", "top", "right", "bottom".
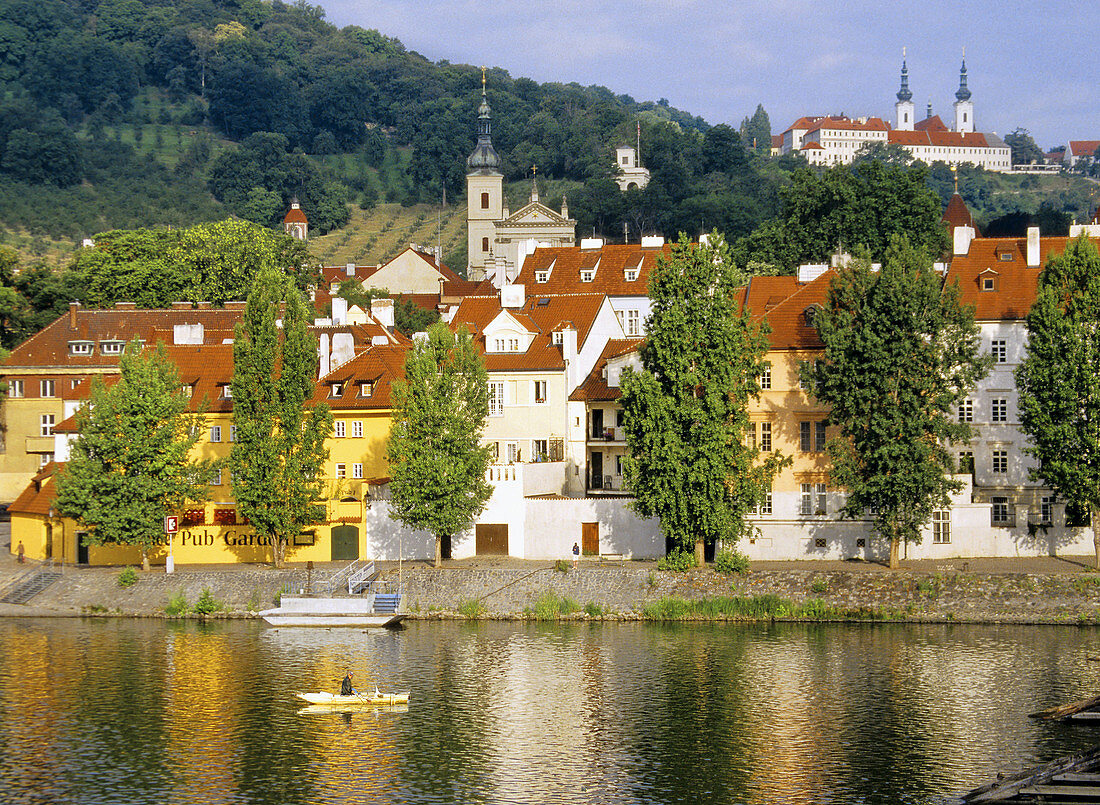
{"left": 613, "top": 145, "right": 650, "bottom": 191}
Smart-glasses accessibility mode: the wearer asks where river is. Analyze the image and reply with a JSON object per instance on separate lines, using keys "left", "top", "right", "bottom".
{"left": 0, "top": 619, "right": 1097, "bottom": 804}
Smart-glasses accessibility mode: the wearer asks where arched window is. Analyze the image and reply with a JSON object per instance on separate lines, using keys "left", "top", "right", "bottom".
{"left": 482, "top": 237, "right": 489, "bottom": 252}
{"left": 481, "top": 192, "right": 489, "bottom": 209}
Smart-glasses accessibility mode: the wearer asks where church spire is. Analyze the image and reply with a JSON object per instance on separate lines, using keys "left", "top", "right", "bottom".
{"left": 896, "top": 48, "right": 912, "bottom": 102}
{"left": 467, "top": 67, "right": 501, "bottom": 174}
{"left": 955, "top": 51, "right": 971, "bottom": 101}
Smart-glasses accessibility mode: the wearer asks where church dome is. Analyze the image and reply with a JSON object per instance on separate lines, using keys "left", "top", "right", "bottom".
{"left": 467, "top": 89, "right": 502, "bottom": 174}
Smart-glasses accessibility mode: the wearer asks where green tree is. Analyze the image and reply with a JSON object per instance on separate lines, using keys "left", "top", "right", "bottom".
{"left": 230, "top": 267, "right": 332, "bottom": 567}
{"left": 1004, "top": 127, "right": 1044, "bottom": 166}
{"left": 620, "top": 233, "right": 789, "bottom": 564}
{"left": 740, "top": 104, "right": 771, "bottom": 154}
{"left": 851, "top": 141, "right": 915, "bottom": 167}
{"left": 54, "top": 341, "right": 213, "bottom": 570}
{"left": 808, "top": 236, "right": 988, "bottom": 568}
{"left": 386, "top": 322, "right": 493, "bottom": 567}
{"left": 394, "top": 296, "right": 440, "bottom": 336}
{"left": 1016, "top": 236, "right": 1100, "bottom": 567}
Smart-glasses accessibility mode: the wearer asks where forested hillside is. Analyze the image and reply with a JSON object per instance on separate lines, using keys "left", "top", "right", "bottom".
{"left": 0, "top": 0, "right": 1094, "bottom": 276}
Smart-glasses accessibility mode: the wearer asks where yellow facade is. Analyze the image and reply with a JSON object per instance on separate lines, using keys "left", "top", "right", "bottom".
{"left": 0, "top": 394, "right": 67, "bottom": 501}
{"left": 749, "top": 349, "right": 833, "bottom": 497}
{"left": 13, "top": 408, "right": 395, "bottom": 566}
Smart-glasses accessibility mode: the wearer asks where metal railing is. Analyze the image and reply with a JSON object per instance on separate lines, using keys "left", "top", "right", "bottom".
{"left": 325, "top": 559, "right": 368, "bottom": 596}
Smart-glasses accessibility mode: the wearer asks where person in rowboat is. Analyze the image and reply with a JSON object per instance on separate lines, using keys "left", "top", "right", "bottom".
{"left": 340, "top": 671, "right": 356, "bottom": 696}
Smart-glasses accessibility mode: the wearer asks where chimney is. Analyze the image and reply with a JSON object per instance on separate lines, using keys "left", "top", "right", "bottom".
{"left": 331, "top": 297, "right": 347, "bottom": 326}
{"left": 69, "top": 301, "right": 79, "bottom": 329}
{"left": 501, "top": 284, "right": 525, "bottom": 308}
{"left": 371, "top": 298, "right": 395, "bottom": 330}
{"left": 317, "top": 332, "right": 330, "bottom": 378}
{"left": 562, "top": 326, "right": 580, "bottom": 393}
{"left": 1026, "top": 226, "right": 1040, "bottom": 267}
{"left": 953, "top": 225, "right": 975, "bottom": 256}
{"left": 345, "top": 262, "right": 355, "bottom": 276}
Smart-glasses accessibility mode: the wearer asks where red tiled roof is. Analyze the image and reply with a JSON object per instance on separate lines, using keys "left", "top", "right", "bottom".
{"left": 942, "top": 193, "right": 977, "bottom": 234}
{"left": 744, "top": 273, "right": 833, "bottom": 351}
{"left": 1069, "top": 140, "right": 1100, "bottom": 157}
{"left": 806, "top": 116, "right": 889, "bottom": 134}
{"left": 569, "top": 338, "right": 643, "bottom": 402}
{"left": 888, "top": 129, "right": 992, "bottom": 148}
{"left": 915, "top": 115, "right": 949, "bottom": 132}
{"left": 943, "top": 236, "right": 1099, "bottom": 321}
{"left": 313, "top": 344, "right": 409, "bottom": 410}
{"left": 801, "top": 142, "right": 824, "bottom": 150}
{"left": 283, "top": 207, "right": 308, "bottom": 224}
{"left": 9, "top": 463, "right": 60, "bottom": 516}
{"left": 514, "top": 243, "right": 670, "bottom": 297}
{"left": 783, "top": 116, "right": 826, "bottom": 134}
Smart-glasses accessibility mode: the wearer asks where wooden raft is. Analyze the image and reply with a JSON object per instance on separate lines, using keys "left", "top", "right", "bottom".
{"left": 961, "top": 744, "right": 1100, "bottom": 803}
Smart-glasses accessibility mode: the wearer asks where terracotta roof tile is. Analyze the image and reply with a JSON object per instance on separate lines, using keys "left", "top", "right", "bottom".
{"left": 1069, "top": 140, "right": 1100, "bottom": 156}
{"left": 313, "top": 344, "right": 409, "bottom": 410}
{"left": 515, "top": 243, "right": 668, "bottom": 297}
{"left": 942, "top": 193, "right": 977, "bottom": 234}
{"left": 569, "top": 338, "right": 643, "bottom": 402}
{"left": 9, "top": 464, "right": 59, "bottom": 516}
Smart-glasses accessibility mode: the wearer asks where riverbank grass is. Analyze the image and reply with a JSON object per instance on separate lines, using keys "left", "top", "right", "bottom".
{"left": 641, "top": 594, "right": 905, "bottom": 622}
{"left": 528, "top": 592, "right": 580, "bottom": 620}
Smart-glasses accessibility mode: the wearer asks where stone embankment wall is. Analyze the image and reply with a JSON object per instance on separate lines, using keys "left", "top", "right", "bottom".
{"left": 8, "top": 562, "right": 1100, "bottom": 624}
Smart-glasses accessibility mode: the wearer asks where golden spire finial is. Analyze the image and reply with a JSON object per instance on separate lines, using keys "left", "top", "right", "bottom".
{"left": 531, "top": 165, "right": 538, "bottom": 177}
{"left": 481, "top": 66, "right": 486, "bottom": 90}
{"left": 951, "top": 164, "right": 958, "bottom": 194}
{"left": 903, "top": 46, "right": 906, "bottom": 58}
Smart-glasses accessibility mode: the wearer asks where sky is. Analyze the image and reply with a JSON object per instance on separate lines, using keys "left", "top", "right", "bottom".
{"left": 319, "top": 0, "right": 1097, "bottom": 150}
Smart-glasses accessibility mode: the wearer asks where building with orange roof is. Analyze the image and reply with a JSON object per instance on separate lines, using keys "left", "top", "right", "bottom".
{"left": 781, "top": 56, "right": 1010, "bottom": 171}
{"left": 1064, "top": 140, "right": 1100, "bottom": 169}
{"left": 283, "top": 199, "right": 308, "bottom": 241}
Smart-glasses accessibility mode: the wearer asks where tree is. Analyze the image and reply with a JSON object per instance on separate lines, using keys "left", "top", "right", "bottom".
{"left": 808, "top": 236, "right": 988, "bottom": 568}
{"left": 1016, "top": 236, "right": 1100, "bottom": 567}
{"left": 54, "top": 341, "right": 213, "bottom": 570}
{"left": 386, "top": 322, "right": 493, "bottom": 567}
{"left": 620, "top": 233, "right": 789, "bottom": 564}
{"left": 851, "top": 141, "right": 914, "bottom": 167}
{"left": 230, "top": 268, "right": 332, "bottom": 567}
{"left": 1004, "top": 128, "right": 1044, "bottom": 166}
{"left": 740, "top": 104, "right": 771, "bottom": 154}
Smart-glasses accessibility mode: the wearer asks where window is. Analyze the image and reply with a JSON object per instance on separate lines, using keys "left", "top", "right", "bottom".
{"left": 815, "top": 421, "right": 826, "bottom": 452}
{"left": 625, "top": 269, "right": 639, "bottom": 281}
{"left": 992, "top": 449, "right": 1008, "bottom": 473}
{"left": 532, "top": 439, "right": 548, "bottom": 461}
{"left": 7, "top": 380, "right": 22, "bottom": 398}
{"left": 101, "top": 341, "right": 124, "bottom": 355}
{"left": 482, "top": 237, "right": 489, "bottom": 252}
{"left": 68, "top": 341, "right": 93, "bottom": 355}
{"left": 624, "top": 309, "right": 640, "bottom": 336}
{"left": 552, "top": 331, "right": 563, "bottom": 346}
{"left": 505, "top": 442, "right": 518, "bottom": 463}
{"left": 991, "top": 398, "right": 1007, "bottom": 423}
{"left": 40, "top": 414, "right": 55, "bottom": 437}
{"left": 40, "top": 380, "right": 55, "bottom": 398}
{"left": 815, "top": 483, "right": 827, "bottom": 515}
{"left": 998, "top": 252, "right": 1013, "bottom": 262}
{"left": 958, "top": 399, "right": 973, "bottom": 423}
{"left": 533, "top": 380, "right": 547, "bottom": 404}
{"left": 359, "top": 382, "right": 373, "bottom": 397}
{"left": 759, "top": 364, "right": 771, "bottom": 390}
{"left": 182, "top": 384, "right": 193, "bottom": 399}
{"left": 760, "top": 422, "right": 772, "bottom": 452}
{"left": 932, "top": 510, "right": 950, "bottom": 543}
{"left": 746, "top": 422, "right": 757, "bottom": 450}
{"left": 213, "top": 509, "right": 236, "bottom": 526}
{"left": 488, "top": 382, "right": 504, "bottom": 416}
{"left": 209, "top": 425, "right": 221, "bottom": 443}
{"left": 982, "top": 276, "right": 996, "bottom": 291}
{"left": 220, "top": 385, "right": 232, "bottom": 399}
{"left": 800, "top": 484, "right": 813, "bottom": 516}
{"left": 352, "top": 421, "right": 363, "bottom": 438}
{"left": 334, "top": 421, "right": 346, "bottom": 438}
{"left": 1040, "top": 496, "right": 1053, "bottom": 524}
{"left": 536, "top": 271, "right": 548, "bottom": 283}
{"left": 800, "top": 421, "right": 812, "bottom": 452}
{"left": 991, "top": 496, "right": 1011, "bottom": 525}
{"left": 580, "top": 270, "right": 594, "bottom": 282}
{"left": 330, "top": 383, "right": 343, "bottom": 398}
{"left": 480, "top": 192, "right": 489, "bottom": 210}
{"left": 39, "top": 452, "right": 53, "bottom": 468}
{"left": 508, "top": 338, "right": 519, "bottom": 351}
{"left": 991, "top": 339, "right": 1007, "bottom": 363}
{"left": 229, "top": 425, "right": 236, "bottom": 442}
{"left": 755, "top": 488, "right": 773, "bottom": 516}
{"left": 353, "top": 463, "right": 363, "bottom": 479}
{"left": 335, "top": 463, "right": 346, "bottom": 479}
{"left": 958, "top": 451, "right": 974, "bottom": 474}
{"left": 211, "top": 469, "right": 223, "bottom": 486}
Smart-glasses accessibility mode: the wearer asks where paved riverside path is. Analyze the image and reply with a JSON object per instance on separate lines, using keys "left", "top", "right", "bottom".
{"left": 5, "top": 523, "right": 1100, "bottom": 622}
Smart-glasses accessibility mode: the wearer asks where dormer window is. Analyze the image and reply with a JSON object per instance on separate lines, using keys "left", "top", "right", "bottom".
{"left": 68, "top": 340, "right": 93, "bottom": 356}
{"left": 220, "top": 384, "right": 233, "bottom": 399}
{"left": 359, "top": 382, "right": 373, "bottom": 397}
{"left": 330, "top": 382, "right": 344, "bottom": 397}
{"left": 802, "top": 305, "right": 821, "bottom": 327}
{"left": 998, "top": 251, "right": 1014, "bottom": 262}
{"left": 536, "top": 271, "right": 549, "bottom": 283}
{"left": 553, "top": 331, "right": 563, "bottom": 346}
{"left": 580, "top": 270, "right": 594, "bottom": 282}
{"left": 100, "top": 340, "right": 125, "bottom": 355}
{"left": 979, "top": 269, "right": 999, "bottom": 292}
{"left": 625, "top": 268, "right": 638, "bottom": 281}
{"left": 182, "top": 384, "right": 194, "bottom": 399}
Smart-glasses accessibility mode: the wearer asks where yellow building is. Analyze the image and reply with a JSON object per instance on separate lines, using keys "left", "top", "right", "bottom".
{"left": 6, "top": 305, "right": 409, "bottom": 567}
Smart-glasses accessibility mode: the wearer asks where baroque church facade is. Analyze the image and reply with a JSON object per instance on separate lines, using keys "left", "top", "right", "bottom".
{"left": 465, "top": 81, "right": 576, "bottom": 286}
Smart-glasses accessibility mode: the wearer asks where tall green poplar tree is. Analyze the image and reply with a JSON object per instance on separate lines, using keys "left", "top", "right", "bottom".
{"left": 1016, "top": 236, "right": 1100, "bottom": 567}
{"left": 230, "top": 267, "right": 332, "bottom": 567}
{"left": 620, "top": 233, "right": 789, "bottom": 565}
{"left": 808, "top": 236, "right": 988, "bottom": 568}
{"left": 55, "top": 341, "right": 214, "bottom": 569}
{"left": 387, "top": 322, "right": 493, "bottom": 568}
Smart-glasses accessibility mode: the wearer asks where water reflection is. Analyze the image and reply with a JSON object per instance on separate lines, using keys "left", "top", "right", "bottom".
{"left": 0, "top": 619, "right": 1097, "bottom": 804}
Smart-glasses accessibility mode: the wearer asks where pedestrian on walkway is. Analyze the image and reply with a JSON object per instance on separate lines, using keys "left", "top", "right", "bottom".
{"left": 572, "top": 542, "right": 580, "bottom": 569}
{"left": 16, "top": 541, "right": 24, "bottom": 564}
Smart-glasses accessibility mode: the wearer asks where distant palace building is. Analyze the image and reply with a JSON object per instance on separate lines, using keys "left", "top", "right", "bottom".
{"left": 780, "top": 54, "right": 1011, "bottom": 172}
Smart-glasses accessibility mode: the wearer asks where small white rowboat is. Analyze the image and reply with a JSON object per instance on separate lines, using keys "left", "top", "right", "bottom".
{"left": 296, "top": 690, "right": 410, "bottom": 707}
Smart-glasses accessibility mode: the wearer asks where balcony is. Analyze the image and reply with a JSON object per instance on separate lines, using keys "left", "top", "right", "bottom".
{"left": 588, "top": 473, "right": 629, "bottom": 494}
{"left": 588, "top": 426, "right": 625, "bottom": 445}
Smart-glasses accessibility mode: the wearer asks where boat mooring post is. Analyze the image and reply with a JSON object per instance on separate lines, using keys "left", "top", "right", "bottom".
{"left": 306, "top": 560, "right": 313, "bottom": 594}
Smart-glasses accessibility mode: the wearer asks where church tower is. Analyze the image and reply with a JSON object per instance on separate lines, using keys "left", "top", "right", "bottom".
{"left": 953, "top": 53, "right": 974, "bottom": 133}
{"left": 466, "top": 72, "right": 503, "bottom": 282}
{"left": 895, "top": 49, "right": 915, "bottom": 132}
